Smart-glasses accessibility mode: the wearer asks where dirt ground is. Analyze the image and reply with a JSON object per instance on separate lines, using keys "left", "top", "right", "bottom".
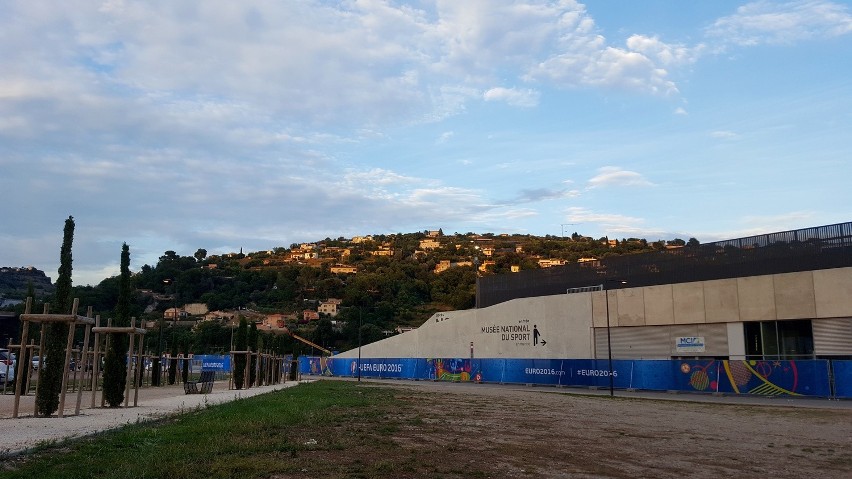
{"left": 2, "top": 378, "right": 850, "bottom": 478}
{"left": 334, "top": 380, "right": 852, "bottom": 479}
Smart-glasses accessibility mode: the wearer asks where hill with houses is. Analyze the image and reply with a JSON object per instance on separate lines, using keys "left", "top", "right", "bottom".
{"left": 2, "top": 230, "right": 691, "bottom": 353}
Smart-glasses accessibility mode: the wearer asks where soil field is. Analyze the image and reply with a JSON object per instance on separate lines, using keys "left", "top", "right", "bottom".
{"left": 1, "top": 379, "right": 850, "bottom": 478}
{"left": 302, "top": 380, "right": 852, "bottom": 479}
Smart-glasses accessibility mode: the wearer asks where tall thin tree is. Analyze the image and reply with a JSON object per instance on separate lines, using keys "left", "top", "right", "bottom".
{"left": 103, "top": 243, "right": 131, "bottom": 407}
{"left": 36, "top": 215, "right": 74, "bottom": 416}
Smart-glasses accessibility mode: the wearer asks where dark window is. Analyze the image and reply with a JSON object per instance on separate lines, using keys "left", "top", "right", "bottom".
{"left": 745, "top": 320, "right": 813, "bottom": 360}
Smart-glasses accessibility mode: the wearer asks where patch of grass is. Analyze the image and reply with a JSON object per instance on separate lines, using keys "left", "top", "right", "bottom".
{"left": 3, "top": 381, "right": 408, "bottom": 479}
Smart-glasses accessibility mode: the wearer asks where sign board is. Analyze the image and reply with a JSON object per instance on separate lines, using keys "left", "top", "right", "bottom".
{"left": 675, "top": 336, "right": 706, "bottom": 353}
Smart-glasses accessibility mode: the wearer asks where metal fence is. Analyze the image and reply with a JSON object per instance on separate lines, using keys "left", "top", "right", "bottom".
{"left": 476, "top": 222, "right": 852, "bottom": 308}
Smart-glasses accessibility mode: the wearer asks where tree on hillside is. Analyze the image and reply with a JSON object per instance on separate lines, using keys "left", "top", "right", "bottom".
{"left": 36, "top": 216, "right": 74, "bottom": 417}
{"left": 103, "top": 243, "right": 131, "bottom": 407}
{"left": 359, "top": 323, "right": 385, "bottom": 345}
{"left": 194, "top": 248, "right": 208, "bottom": 262}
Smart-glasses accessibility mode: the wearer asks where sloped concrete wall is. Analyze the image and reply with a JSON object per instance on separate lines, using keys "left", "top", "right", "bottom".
{"left": 335, "top": 292, "right": 593, "bottom": 359}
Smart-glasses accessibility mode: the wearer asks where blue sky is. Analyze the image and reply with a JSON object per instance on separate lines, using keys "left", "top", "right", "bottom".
{"left": 1, "top": 0, "right": 850, "bottom": 287}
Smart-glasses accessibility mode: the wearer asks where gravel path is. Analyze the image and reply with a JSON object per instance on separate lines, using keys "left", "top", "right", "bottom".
{"left": 0, "top": 381, "right": 303, "bottom": 456}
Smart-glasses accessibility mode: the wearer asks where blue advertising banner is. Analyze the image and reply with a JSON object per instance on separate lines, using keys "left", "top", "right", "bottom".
{"left": 831, "top": 360, "right": 852, "bottom": 399}
{"left": 192, "top": 354, "right": 230, "bottom": 372}
{"left": 296, "top": 356, "right": 840, "bottom": 398}
{"left": 564, "top": 359, "right": 632, "bottom": 389}
{"left": 497, "top": 359, "right": 564, "bottom": 385}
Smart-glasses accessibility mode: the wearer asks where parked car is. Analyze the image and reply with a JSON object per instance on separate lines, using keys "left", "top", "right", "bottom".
{"left": 31, "top": 355, "right": 42, "bottom": 370}
{"left": 0, "top": 348, "right": 16, "bottom": 384}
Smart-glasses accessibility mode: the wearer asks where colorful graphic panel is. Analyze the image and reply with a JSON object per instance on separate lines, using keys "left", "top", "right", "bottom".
{"left": 675, "top": 360, "right": 831, "bottom": 397}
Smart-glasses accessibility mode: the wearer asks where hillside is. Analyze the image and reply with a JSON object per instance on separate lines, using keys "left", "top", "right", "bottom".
{"left": 0, "top": 266, "right": 55, "bottom": 298}
{"left": 4, "top": 231, "right": 689, "bottom": 353}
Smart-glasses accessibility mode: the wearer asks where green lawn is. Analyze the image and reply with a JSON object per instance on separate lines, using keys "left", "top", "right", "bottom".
{"left": 2, "top": 381, "right": 412, "bottom": 479}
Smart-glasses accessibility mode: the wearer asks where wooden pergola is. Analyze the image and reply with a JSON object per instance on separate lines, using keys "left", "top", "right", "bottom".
{"left": 13, "top": 298, "right": 94, "bottom": 418}
{"left": 90, "top": 316, "right": 147, "bottom": 408}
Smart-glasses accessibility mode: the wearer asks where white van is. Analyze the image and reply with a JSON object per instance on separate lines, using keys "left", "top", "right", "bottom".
{"left": 0, "top": 348, "right": 16, "bottom": 384}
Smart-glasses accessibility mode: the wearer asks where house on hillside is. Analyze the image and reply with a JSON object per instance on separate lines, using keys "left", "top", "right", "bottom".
{"left": 538, "top": 259, "right": 567, "bottom": 268}
{"left": 318, "top": 298, "right": 342, "bottom": 317}
{"left": 183, "top": 303, "right": 209, "bottom": 316}
{"left": 434, "top": 260, "right": 473, "bottom": 274}
{"left": 164, "top": 307, "right": 188, "bottom": 320}
{"left": 330, "top": 264, "right": 357, "bottom": 274}
{"left": 420, "top": 238, "right": 440, "bottom": 250}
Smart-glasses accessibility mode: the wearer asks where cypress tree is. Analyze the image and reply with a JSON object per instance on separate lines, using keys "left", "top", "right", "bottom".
{"left": 36, "top": 216, "right": 74, "bottom": 416}
{"left": 233, "top": 317, "right": 248, "bottom": 389}
{"left": 103, "top": 243, "right": 131, "bottom": 407}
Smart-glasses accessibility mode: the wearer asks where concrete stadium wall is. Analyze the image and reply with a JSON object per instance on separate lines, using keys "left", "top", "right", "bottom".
{"left": 335, "top": 267, "right": 852, "bottom": 360}
{"left": 594, "top": 267, "right": 852, "bottom": 327}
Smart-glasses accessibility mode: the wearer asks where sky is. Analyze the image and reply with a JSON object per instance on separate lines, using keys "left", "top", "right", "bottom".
{"left": 1, "top": 0, "right": 850, "bottom": 287}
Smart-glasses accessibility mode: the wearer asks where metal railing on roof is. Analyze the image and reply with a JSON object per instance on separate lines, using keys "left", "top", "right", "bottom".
{"left": 476, "top": 222, "right": 852, "bottom": 308}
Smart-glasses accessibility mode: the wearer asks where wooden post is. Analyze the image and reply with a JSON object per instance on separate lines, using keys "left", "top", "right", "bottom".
{"left": 74, "top": 308, "right": 92, "bottom": 415}
{"left": 124, "top": 318, "right": 136, "bottom": 407}
{"left": 34, "top": 303, "right": 49, "bottom": 417}
{"left": 12, "top": 297, "right": 32, "bottom": 418}
{"left": 133, "top": 334, "right": 143, "bottom": 407}
{"left": 101, "top": 318, "right": 112, "bottom": 408}
{"left": 90, "top": 315, "right": 101, "bottom": 408}
{"left": 57, "top": 298, "right": 79, "bottom": 418}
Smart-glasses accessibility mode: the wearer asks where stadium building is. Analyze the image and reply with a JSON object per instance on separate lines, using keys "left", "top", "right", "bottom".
{"left": 335, "top": 223, "right": 852, "bottom": 362}
{"left": 309, "top": 223, "right": 852, "bottom": 397}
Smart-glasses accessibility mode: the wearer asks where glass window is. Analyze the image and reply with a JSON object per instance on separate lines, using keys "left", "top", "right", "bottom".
{"left": 743, "top": 320, "right": 813, "bottom": 359}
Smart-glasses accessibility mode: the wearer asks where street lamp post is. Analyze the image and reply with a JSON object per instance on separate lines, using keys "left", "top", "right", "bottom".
{"left": 357, "top": 308, "right": 362, "bottom": 382}
{"left": 154, "top": 278, "right": 175, "bottom": 387}
{"left": 473, "top": 256, "right": 480, "bottom": 309}
{"left": 602, "top": 279, "right": 627, "bottom": 397}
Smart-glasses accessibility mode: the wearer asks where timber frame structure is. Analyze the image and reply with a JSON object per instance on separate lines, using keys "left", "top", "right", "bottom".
{"left": 12, "top": 298, "right": 94, "bottom": 418}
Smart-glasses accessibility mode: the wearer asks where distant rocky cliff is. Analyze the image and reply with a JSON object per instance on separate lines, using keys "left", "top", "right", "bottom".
{"left": 0, "top": 267, "right": 55, "bottom": 297}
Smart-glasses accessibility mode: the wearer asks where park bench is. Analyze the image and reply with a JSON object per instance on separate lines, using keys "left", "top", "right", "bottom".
{"left": 184, "top": 370, "right": 216, "bottom": 394}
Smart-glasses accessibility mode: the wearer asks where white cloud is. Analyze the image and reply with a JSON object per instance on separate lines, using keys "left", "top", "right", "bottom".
{"left": 708, "top": 0, "right": 852, "bottom": 46}
{"left": 564, "top": 207, "right": 645, "bottom": 229}
{"left": 524, "top": 6, "right": 683, "bottom": 95}
{"left": 625, "top": 35, "right": 703, "bottom": 66}
{"left": 674, "top": 107, "right": 688, "bottom": 115}
{"left": 710, "top": 130, "right": 740, "bottom": 139}
{"left": 483, "top": 87, "right": 540, "bottom": 107}
{"left": 344, "top": 168, "right": 421, "bottom": 187}
{"left": 514, "top": 187, "right": 581, "bottom": 203}
{"left": 587, "top": 167, "right": 654, "bottom": 189}
{"left": 438, "top": 131, "right": 455, "bottom": 143}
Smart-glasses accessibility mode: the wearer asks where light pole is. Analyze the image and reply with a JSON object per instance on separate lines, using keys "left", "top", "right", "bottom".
{"left": 154, "top": 278, "right": 174, "bottom": 387}
{"left": 602, "top": 279, "right": 626, "bottom": 397}
{"left": 473, "top": 256, "right": 480, "bottom": 309}
{"left": 357, "top": 308, "right": 362, "bottom": 382}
